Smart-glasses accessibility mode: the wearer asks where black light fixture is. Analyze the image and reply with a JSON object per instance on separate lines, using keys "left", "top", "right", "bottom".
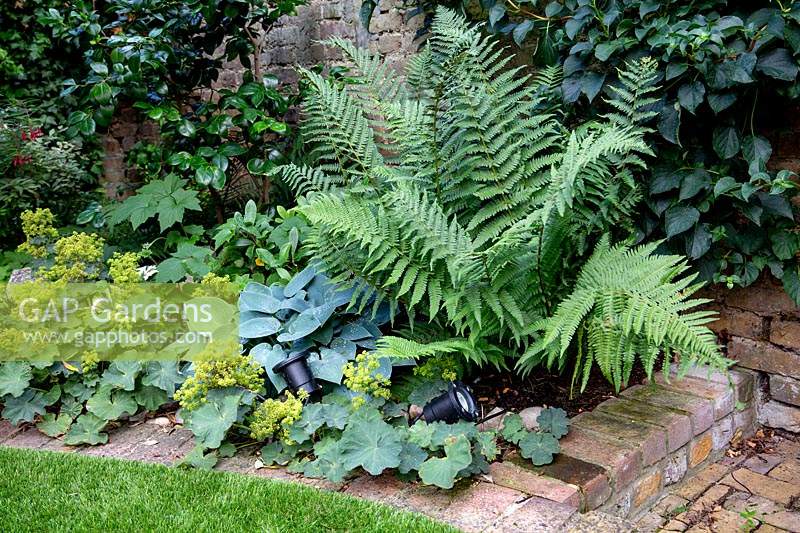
{"left": 421, "top": 381, "right": 479, "bottom": 423}
{"left": 272, "top": 353, "right": 322, "bottom": 398}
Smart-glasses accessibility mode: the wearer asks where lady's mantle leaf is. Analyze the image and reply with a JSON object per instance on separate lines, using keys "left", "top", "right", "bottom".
{"left": 418, "top": 434, "right": 472, "bottom": 489}
{"left": 519, "top": 432, "right": 560, "bottom": 465}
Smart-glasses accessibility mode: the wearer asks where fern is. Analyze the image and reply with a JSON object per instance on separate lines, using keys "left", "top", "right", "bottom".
{"left": 518, "top": 236, "right": 729, "bottom": 393}
{"left": 277, "top": 7, "right": 723, "bottom": 387}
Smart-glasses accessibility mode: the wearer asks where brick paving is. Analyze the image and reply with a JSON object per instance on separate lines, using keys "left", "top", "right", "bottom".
{"left": 635, "top": 432, "right": 800, "bottom": 532}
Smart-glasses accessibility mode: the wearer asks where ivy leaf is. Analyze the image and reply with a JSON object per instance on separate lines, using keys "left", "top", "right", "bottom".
{"left": 658, "top": 101, "right": 681, "bottom": 145}
{"left": 581, "top": 72, "right": 606, "bottom": 102}
{"left": 536, "top": 408, "right": 570, "bottom": 439}
{"left": 488, "top": 4, "right": 506, "bottom": 27}
{"left": 665, "top": 62, "right": 688, "bottom": 81}
{"left": 714, "top": 176, "right": 739, "bottom": 197}
{"left": 677, "top": 81, "right": 705, "bottom": 114}
{"left": 665, "top": 206, "right": 700, "bottom": 237}
{"left": 64, "top": 413, "right": 109, "bottom": 445}
{"left": 184, "top": 389, "right": 241, "bottom": 449}
{"left": 1, "top": 389, "right": 48, "bottom": 425}
{"left": 418, "top": 434, "right": 472, "bottom": 489}
{"left": 689, "top": 224, "right": 713, "bottom": 260}
{"left": 756, "top": 48, "right": 799, "bottom": 81}
{"left": 519, "top": 432, "right": 560, "bottom": 465}
{"left": 708, "top": 93, "right": 737, "bottom": 114}
{"left": 0, "top": 362, "right": 32, "bottom": 398}
{"left": 500, "top": 413, "right": 526, "bottom": 445}
{"left": 594, "top": 41, "right": 620, "bottom": 61}
{"left": 742, "top": 135, "right": 772, "bottom": 166}
{"left": 339, "top": 413, "right": 402, "bottom": 475}
{"left": 783, "top": 268, "right": 800, "bottom": 306}
{"left": 512, "top": 20, "right": 534, "bottom": 46}
{"left": 771, "top": 231, "right": 799, "bottom": 260}
{"left": 713, "top": 127, "right": 740, "bottom": 159}
{"left": 86, "top": 386, "right": 138, "bottom": 420}
{"left": 679, "top": 170, "right": 711, "bottom": 200}
{"left": 101, "top": 361, "right": 142, "bottom": 391}
{"left": 37, "top": 413, "right": 73, "bottom": 437}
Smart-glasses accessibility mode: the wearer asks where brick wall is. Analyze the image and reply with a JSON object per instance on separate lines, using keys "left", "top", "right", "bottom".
{"left": 102, "top": 0, "right": 422, "bottom": 188}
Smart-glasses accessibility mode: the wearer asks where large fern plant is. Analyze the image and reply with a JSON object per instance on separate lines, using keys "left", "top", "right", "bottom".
{"left": 276, "top": 7, "right": 728, "bottom": 390}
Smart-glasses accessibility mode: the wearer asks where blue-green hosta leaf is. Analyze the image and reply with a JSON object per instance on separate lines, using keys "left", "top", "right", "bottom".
{"left": 249, "top": 343, "right": 287, "bottom": 392}
{"left": 308, "top": 350, "right": 348, "bottom": 384}
{"left": 134, "top": 385, "right": 169, "bottom": 411}
{"left": 418, "top": 434, "right": 473, "bottom": 489}
{"left": 2, "top": 389, "right": 49, "bottom": 425}
{"left": 536, "top": 408, "right": 570, "bottom": 439}
{"left": 86, "top": 386, "right": 138, "bottom": 420}
{"left": 239, "top": 316, "right": 282, "bottom": 338}
{"left": 64, "top": 413, "right": 109, "bottom": 445}
{"left": 284, "top": 266, "right": 317, "bottom": 298}
{"left": 239, "top": 282, "right": 282, "bottom": 313}
{"left": 101, "top": 361, "right": 142, "bottom": 391}
{"left": 37, "top": 413, "right": 73, "bottom": 437}
{"left": 277, "top": 305, "right": 332, "bottom": 342}
{"left": 339, "top": 413, "right": 402, "bottom": 475}
{"left": 0, "top": 362, "right": 32, "bottom": 398}
{"left": 141, "top": 361, "right": 184, "bottom": 395}
{"left": 519, "top": 432, "right": 560, "bottom": 465}
{"left": 184, "top": 389, "right": 241, "bottom": 449}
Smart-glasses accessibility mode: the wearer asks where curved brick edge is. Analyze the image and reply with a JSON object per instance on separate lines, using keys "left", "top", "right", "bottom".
{"left": 487, "top": 364, "right": 757, "bottom": 522}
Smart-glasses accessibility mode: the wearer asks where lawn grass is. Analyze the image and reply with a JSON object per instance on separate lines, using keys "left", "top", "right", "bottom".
{"left": 0, "top": 446, "right": 456, "bottom": 533}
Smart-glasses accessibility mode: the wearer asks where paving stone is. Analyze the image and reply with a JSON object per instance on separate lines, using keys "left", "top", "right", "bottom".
{"left": 688, "top": 432, "right": 715, "bottom": 468}
{"left": 557, "top": 427, "right": 642, "bottom": 490}
{"left": 663, "top": 448, "right": 689, "bottom": 486}
{"left": 343, "top": 473, "right": 411, "bottom": 506}
{"left": 663, "top": 518, "right": 691, "bottom": 531}
{"left": 438, "top": 482, "right": 524, "bottom": 533}
{"left": 707, "top": 508, "right": 760, "bottom": 532}
{"left": 0, "top": 420, "right": 16, "bottom": 442}
{"left": 743, "top": 453, "right": 785, "bottom": 475}
{"left": 756, "top": 525, "right": 793, "bottom": 533}
{"left": 519, "top": 406, "right": 543, "bottom": 430}
{"left": 3, "top": 427, "right": 52, "bottom": 449}
{"left": 674, "top": 364, "right": 754, "bottom": 403}
{"left": 570, "top": 411, "right": 667, "bottom": 466}
{"left": 723, "top": 492, "right": 800, "bottom": 533}
{"left": 562, "top": 509, "right": 633, "bottom": 532}
{"left": 596, "top": 397, "right": 692, "bottom": 452}
{"left": 670, "top": 484, "right": 732, "bottom": 529}
{"left": 655, "top": 374, "right": 735, "bottom": 420}
{"left": 653, "top": 494, "right": 691, "bottom": 517}
{"left": 768, "top": 459, "right": 800, "bottom": 484}
{"left": 759, "top": 401, "right": 800, "bottom": 433}
{"left": 489, "top": 460, "right": 581, "bottom": 509}
{"left": 80, "top": 423, "right": 162, "bottom": 461}
{"left": 491, "top": 496, "right": 576, "bottom": 533}
{"left": 672, "top": 463, "right": 731, "bottom": 500}
{"left": 622, "top": 384, "right": 714, "bottom": 436}
{"left": 769, "top": 374, "right": 800, "bottom": 407}
{"left": 634, "top": 510, "right": 665, "bottom": 532}
{"left": 720, "top": 468, "right": 800, "bottom": 507}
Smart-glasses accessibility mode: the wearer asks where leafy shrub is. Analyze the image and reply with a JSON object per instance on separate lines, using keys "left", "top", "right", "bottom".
{"left": 463, "top": 0, "right": 800, "bottom": 301}
{"left": 275, "top": 8, "right": 726, "bottom": 389}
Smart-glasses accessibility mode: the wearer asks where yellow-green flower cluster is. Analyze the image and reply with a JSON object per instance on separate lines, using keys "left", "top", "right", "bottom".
{"left": 18, "top": 208, "right": 58, "bottom": 258}
{"left": 192, "top": 272, "right": 239, "bottom": 299}
{"left": 43, "top": 232, "right": 105, "bottom": 282}
{"left": 413, "top": 353, "right": 461, "bottom": 382}
{"left": 249, "top": 390, "right": 307, "bottom": 444}
{"left": 107, "top": 252, "right": 141, "bottom": 283}
{"left": 343, "top": 352, "right": 391, "bottom": 408}
{"left": 81, "top": 350, "right": 100, "bottom": 374}
{"left": 174, "top": 350, "right": 264, "bottom": 411}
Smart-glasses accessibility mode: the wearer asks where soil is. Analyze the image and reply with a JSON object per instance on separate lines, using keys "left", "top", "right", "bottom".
{"left": 470, "top": 364, "right": 649, "bottom": 418}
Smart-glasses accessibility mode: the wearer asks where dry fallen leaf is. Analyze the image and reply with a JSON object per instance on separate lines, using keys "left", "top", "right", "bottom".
{"left": 254, "top": 459, "right": 265, "bottom": 470}
{"left": 142, "top": 439, "right": 158, "bottom": 446}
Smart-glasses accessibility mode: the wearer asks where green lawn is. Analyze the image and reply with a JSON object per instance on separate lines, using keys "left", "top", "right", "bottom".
{"left": 0, "top": 447, "right": 456, "bottom": 533}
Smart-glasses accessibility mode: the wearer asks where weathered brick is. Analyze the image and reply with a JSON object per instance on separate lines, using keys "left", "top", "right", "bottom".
{"left": 767, "top": 459, "right": 800, "bottom": 483}
{"left": 742, "top": 453, "right": 784, "bottom": 475}
{"left": 343, "top": 474, "right": 409, "bottom": 505}
{"left": 708, "top": 306, "right": 765, "bottom": 339}
{"left": 653, "top": 494, "right": 690, "bottom": 517}
{"left": 558, "top": 427, "right": 641, "bottom": 490}
{"left": 622, "top": 384, "right": 714, "bottom": 435}
{"left": 488, "top": 461, "right": 581, "bottom": 509}
{"left": 723, "top": 492, "right": 800, "bottom": 532}
{"left": 721, "top": 277, "right": 798, "bottom": 315}
{"left": 711, "top": 415, "right": 734, "bottom": 451}
{"left": 596, "top": 397, "right": 692, "bottom": 452}
{"left": 491, "top": 496, "right": 576, "bottom": 533}
{"left": 501, "top": 452, "right": 611, "bottom": 511}
{"left": 733, "top": 405, "right": 757, "bottom": 438}
{"left": 720, "top": 468, "right": 800, "bottom": 506}
{"left": 729, "top": 336, "right": 800, "bottom": 379}
{"left": 654, "top": 374, "right": 734, "bottom": 420}
{"left": 770, "top": 374, "right": 800, "bottom": 406}
{"left": 770, "top": 317, "right": 800, "bottom": 348}
{"left": 673, "top": 363, "right": 754, "bottom": 403}
{"left": 688, "top": 432, "right": 714, "bottom": 468}
{"left": 759, "top": 400, "right": 800, "bottom": 432}
{"left": 571, "top": 411, "right": 667, "bottom": 466}
{"left": 440, "top": 482, "right": 527, "bottom": 533}
{"left": 632, "top": 469, "right": 663, "bottom": 510}
{"left": 663, "top": 448, "right": 688, "bottom": 486}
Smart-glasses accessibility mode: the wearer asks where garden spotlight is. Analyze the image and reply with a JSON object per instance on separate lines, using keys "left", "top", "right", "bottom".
{"left": 272, "top": 353, "right": 322, "bottom": 398}
{"left": 421, "top": 381, "right": 479, "bottom": 423}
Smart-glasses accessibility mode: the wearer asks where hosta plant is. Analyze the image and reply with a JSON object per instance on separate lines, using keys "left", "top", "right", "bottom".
{"left": 275, "top": 7, "right": 728, "bottom": 391}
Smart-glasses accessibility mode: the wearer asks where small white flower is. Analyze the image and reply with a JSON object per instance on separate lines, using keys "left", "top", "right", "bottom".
{"left": 137, "top": 265, "right": 158, "bottom": 280}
